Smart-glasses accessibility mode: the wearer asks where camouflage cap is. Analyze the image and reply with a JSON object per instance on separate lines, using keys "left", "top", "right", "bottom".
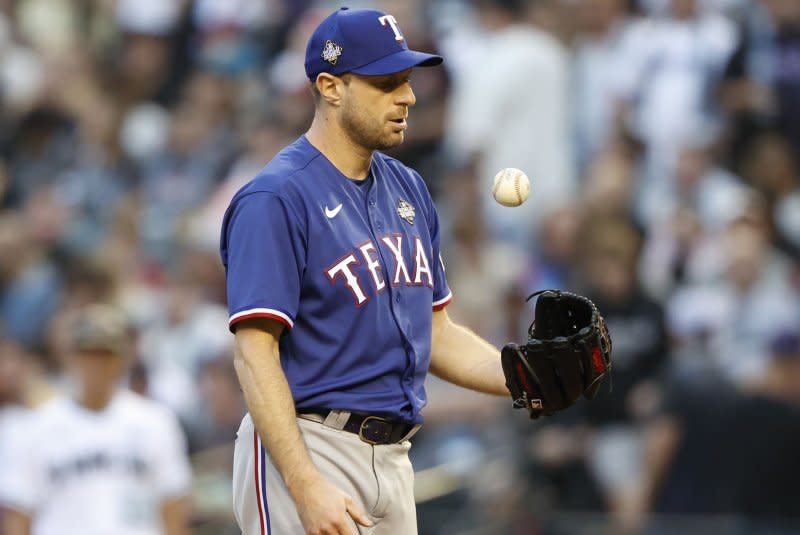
{"left": 72, "top": 304, "right": 129, "bottom": 354}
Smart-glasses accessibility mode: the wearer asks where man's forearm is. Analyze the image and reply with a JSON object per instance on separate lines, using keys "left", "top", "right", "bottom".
{"left": 429, "top": 312, "right": 508, "bottom": 396}
{"left": 233, "top": 325, "right": 319, "bottom": 499}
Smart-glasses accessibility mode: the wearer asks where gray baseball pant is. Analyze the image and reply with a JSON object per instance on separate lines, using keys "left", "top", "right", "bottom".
{"left": 232, "top": 412, "right": 417, "bottom": 534}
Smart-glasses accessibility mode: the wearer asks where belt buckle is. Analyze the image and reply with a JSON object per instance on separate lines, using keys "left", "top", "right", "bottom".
{"left": 358, "top": 415, "right": 393, "bottom": 445}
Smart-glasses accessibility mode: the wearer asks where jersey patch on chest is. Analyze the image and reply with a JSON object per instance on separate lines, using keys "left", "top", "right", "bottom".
{"left": 397, "top": 198, "right": 415, "bottom": 224}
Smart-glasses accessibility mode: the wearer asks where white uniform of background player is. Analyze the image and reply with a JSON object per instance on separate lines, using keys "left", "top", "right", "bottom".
{"left": 0, "top": 305, "right": 192, "bottom": 535}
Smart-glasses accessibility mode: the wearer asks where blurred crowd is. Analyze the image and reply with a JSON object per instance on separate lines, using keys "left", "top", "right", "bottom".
{"left": 0, "top": 0, "right": 798, "bottom": 534}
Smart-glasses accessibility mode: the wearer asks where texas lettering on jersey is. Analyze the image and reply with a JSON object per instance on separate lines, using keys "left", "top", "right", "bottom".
{"left": 326, "top": 234, "right": 433, "bottom": 306}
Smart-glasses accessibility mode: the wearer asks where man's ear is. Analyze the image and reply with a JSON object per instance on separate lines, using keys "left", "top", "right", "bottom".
{"left": 315, "top": 73, "right": 343, "bottom": 106}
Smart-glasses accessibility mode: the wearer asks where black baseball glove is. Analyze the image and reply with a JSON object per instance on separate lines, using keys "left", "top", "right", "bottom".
{"left": 501, "top": 290, "right": 612, "bottom": 419}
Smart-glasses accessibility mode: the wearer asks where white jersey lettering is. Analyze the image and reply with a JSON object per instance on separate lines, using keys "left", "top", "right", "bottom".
{"left": 326, "top": 254, "right": 368, "bottom": 305}
{"left": 381, "top": 236, "right": 411, "bottom": 285}
{"left": 359, "top": 242, "right": 385, "bottom": 292}
{"left": 412, "top": 237, "right": 433, "bottom": 286}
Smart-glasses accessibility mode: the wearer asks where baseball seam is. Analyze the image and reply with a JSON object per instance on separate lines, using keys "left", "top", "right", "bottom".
{"left": 514, "top": 174, "right": 522, "bottom": 206}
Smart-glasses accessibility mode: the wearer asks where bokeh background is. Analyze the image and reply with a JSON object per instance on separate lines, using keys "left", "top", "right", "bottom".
{"left": 1, "top": 0, "right": 799, "bottom": 533}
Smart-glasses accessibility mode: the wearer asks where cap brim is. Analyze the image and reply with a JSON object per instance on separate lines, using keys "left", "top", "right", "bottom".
{"left": 350, "top": 49, "right": 442, "bottom": 76}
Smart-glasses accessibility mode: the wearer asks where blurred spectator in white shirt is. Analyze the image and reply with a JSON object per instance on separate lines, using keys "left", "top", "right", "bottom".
{"left": 445, "top": 0, "right": 575, "bottom": 246}
{"left": 572, "top": 0, "right": 635, "bottom": 172}
{"left": 612, "top": 0, "right": 738, "bottom": 191}
{"left": 667, "top": 214, "right": 798, "bottom": 383}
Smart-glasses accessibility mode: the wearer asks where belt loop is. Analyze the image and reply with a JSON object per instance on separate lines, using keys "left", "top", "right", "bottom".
{"left": 400, "top": 424, "right": 422, "bottom": 443}
{"left": 323, "top": 409, "right": 351, "bottom": 430}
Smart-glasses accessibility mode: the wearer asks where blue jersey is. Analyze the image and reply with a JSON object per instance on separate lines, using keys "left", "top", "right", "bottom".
{"left": 220, "top": 136, "right": 452, "bottom": 424}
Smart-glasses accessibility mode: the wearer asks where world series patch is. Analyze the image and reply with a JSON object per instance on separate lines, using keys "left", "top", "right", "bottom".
{"left": 397, "top": 199, "right": 415, "bottom": 224}
{"left": 322, "top": 40, "right": 343, "bottom": 65}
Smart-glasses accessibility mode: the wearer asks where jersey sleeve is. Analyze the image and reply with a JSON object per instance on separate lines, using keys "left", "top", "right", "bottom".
{"left": 220, "top": 192, "right": 306, "bottom": 331}
{"left": 149, "top": 408, "right": 192, "bottom": 500}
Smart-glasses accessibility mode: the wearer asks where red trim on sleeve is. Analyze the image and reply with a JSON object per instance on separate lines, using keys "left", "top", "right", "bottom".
{"left": 432, "top": 294, "right": 453, "bottom": 311}
{"left": 229, "top": 312, "right": 293, "bottom": 331}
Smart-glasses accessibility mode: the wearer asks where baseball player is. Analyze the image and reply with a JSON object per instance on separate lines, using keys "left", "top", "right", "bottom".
{"left": 0, "top": 305, "right": 192, "bottom": 535}
{"left": 220, "top": 7, "right": 511, "bottom": 535}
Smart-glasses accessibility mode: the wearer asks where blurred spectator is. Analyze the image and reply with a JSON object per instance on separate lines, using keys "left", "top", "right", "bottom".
{"left": 187, "top": 113, "right": 294, "bottom": 249}
{"left": 572, "top": 0, "right": 634, "bottom": 171}
{"left": 382, "top": 0, "right": 450, "bottom": 184}
{"left": 10, "top": 0, "right": 67, "bottom": 54}
{"left": 4, "top": 107, "right": 77, "bottom": 207}
{"left": 518, "top": 202, "right": 584, "bottom": 298}
{"left": 445, "top": 0, "right": 575, "bottom": 245}
{"left": 0, "top": 332, "right": 53, "bottom": 531}
{"left": 666, "top": 214, "right": 798, "bottom": 384}
{"left": 719, "top": 0, "right": 800, "bottom": 163}
{"left": 0, "top": 210, "right": 61, "bottom": 352}
{"left": 638, "top": 327, "right": 800, "bottom": 532}
{"left": 636, "top": 139, "right": 757, "bottom": 299}
{"left": 582, "top": 143, "right": 640, "bottom": 222}
{"left": 613, "top": 0, "right": 738, "bottom": 194}
{"left": 52, "top": 92, "right": 139, "bottom": 254}
{"left": 0, "top": 333, "right": 35, "bottom": 433}
{"left": 138, "top": 70, "right": 237, "bottom": 262}
{"left": 43, "top": 255, "right": 119, "bottom": 375}
{"left": 443, "top": 197, "right": 529, "bottom": 345}
{"left": 184, "top": 355, "right": 244, "bottom": 535}
{"left": 738, "top": 130, "right": 800, "bottom": 255}
{"left": 0, "top": 304, "right": 192, "bottom": 535}
{"left": 113, "top": 0, "right": 186, "bottom": 108}
{"left": 117, "top": 0, "right": 184, "bottom": 39}
{"left": 0, "top": 9, "right": 44, "bottom": 118}
{"left": 518, "top": 410, "right": 605, "bottom": 517}
{"left": 639, "top": 204, "right": 719, "bottom": 299}
{"left": 185, "top": 355, "right": 244, "bottom": 454}
{"left": 190, "top": 0, "right": 277, "bottom": 75}
{"left": 137, "top": 252, "right": 230, "bottom": 421}
{"left": 575, "top": 216, "right": 669, "bottom": 529}
{"left": 639, "top": 135, "right": 751, "bottom": 230}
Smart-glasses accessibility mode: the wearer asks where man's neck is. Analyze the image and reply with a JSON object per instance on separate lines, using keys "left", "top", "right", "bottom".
{"left": 306, "top": 115, "right": 372, "bottom": 180}
{"left": 78, "top": 389, "right": 115, "bottom": 412}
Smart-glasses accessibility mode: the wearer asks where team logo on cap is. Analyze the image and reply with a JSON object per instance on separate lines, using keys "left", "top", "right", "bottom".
{"left": 322, "top": 40, "right": 343, "bottom": 65}
{"left": 378, "top": 15, "right": 404, "bottom": 42}
{"left": 397, "top": 199, "right": 415, "bottom": 224}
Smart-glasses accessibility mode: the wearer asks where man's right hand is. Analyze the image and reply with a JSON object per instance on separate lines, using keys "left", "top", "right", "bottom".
{"left": 291, "top": 473, "right": 374, "bottom": 535}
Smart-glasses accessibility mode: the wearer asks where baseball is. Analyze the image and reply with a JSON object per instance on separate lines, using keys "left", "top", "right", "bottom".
{"left": 492, "top": 167, "right": 530, "bottom": 207}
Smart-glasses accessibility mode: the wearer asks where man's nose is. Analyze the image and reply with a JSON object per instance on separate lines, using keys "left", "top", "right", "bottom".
{"left": 396, "top": 82, "right": 416, "bottom": 107}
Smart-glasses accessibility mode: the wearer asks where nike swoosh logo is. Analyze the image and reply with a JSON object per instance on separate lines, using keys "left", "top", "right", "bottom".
{"left": 325, "top": 204, "right": 343, "bottom": 218}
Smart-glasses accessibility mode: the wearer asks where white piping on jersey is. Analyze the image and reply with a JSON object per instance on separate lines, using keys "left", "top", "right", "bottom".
{"left": 229, "top": 308, "right": 294, "bottom": 328}
{"left": 432, "top": 291, "right": 452, "bottom": 309}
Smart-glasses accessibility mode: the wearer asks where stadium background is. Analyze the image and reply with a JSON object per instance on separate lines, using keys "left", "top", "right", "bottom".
{"left": 1, "top": 0, "right": 799, "bottom": 533}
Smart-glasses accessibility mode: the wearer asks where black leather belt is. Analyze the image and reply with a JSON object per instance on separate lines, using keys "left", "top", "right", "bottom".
{"left": 299, "top": 409, "right": 420, "bottom": 445}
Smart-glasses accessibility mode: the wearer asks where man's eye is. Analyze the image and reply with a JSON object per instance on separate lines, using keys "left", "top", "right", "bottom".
{"left": 377, "top": 78, "right": 409, "bottom": 91}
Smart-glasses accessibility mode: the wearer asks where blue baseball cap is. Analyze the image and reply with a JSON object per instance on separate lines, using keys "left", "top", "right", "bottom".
{"left": 304, "top": 7, "right": 443, "bottom": 81}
